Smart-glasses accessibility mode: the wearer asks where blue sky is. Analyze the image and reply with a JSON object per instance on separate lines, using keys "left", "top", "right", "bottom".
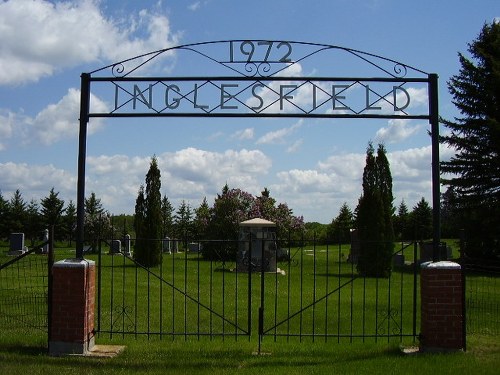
{"left": 0, "top": 0, "right": 498, "bottom": 223}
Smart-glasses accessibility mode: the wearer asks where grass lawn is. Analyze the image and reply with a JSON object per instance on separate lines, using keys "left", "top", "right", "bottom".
{"left": 0, "top": 333, "right": 499, "bottom": 374}
{"left": 1, "top": 240, "right": 499, "bottom": 374}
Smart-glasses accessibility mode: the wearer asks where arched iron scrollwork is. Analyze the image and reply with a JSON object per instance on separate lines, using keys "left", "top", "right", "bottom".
{"left": 90, "top": 39, "right": 428, "bottom": 80}
{"left": 376, "top": 308, "right": 402, "bottom": 336}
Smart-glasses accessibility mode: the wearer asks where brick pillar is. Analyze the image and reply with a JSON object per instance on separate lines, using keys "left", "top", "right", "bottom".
{"left": 49, "top": 259, "right": 95, "bottom": 356}
{"left": 420, "top": 261, "right": 464, "bottom": 352}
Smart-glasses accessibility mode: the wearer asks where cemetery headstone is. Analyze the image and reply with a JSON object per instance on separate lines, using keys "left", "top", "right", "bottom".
{"left": 9, "top": 232, "right": 26, "bottom": 255}
{"left": 42, "top": 229, "right": 49, "bottom": 254}
{"left": 348, "top": 229, "right": 360, "bottom": 263}
{"left": 162, "top": 237, "right": 171, "bottom": 254}
{"left": 172, "top": 239, "right": 179, "bottom": 253}
{"left": 109, "top": 239, "right": 122, "bottom": 255}
{"left": 188, "top": 242, "right": 201, "bottom": 253}
{"left": 123, "top": 234, "right": 132, "bottom": 256}
{"left": 393, "top": 253, "right": 405, "bottom": 267}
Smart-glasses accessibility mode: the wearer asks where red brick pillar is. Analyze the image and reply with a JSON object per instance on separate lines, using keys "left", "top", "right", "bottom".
{"left": 49, "top": 259, "right": 95, "bottom": 356}
{"left": 420, "top": 261, "right": 464, "bottom": 352}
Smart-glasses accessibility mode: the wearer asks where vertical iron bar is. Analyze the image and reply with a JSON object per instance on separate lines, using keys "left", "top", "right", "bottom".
{"left": 147, "top": 257, "right": 150, "bottom": 339}
{"left": 375, "top": 261, "right": 379, "bottom": 342}
{"left": 387, "top": 269, "right": 391, "bottom": 342}
{"left": 337, "top": 237, "right": 341, "bottom": 343}
{"left": 258, "top": 233, "right": 265, "bottom": 351}
{"left": 350, "top": 244, "right": 354, "bottom": 343}
{"left": 400, "top": 244, "right": 404, "bottom": 341}
{"left": 134, "top": 258, "right": 138, "bottom": 339}
{"left": 286, "top": 231, "right": 291, "bottom": 341}
{"left": 184, "top": 243, "right": 188, "bottom": 340}
{"left": 429, "top": 73, "right": 441, "bottom": 262}
{"left": 460, "top": 229, "right": 467, "bottom": 351}
{"left": 47, "top": 225, "right": 54, "bottom": 348}
{"left": 209, "top": 256, "right": 213, "bottom": 340}
{"left": 412, "top": 241, "right": 418, "bottom": 341}
{"left": 274, "top": 238, "right": 278, "bottom": 341}
{"left": 235, "top": 240, "right": 239, "bottom": 340}
{"left": 222, "top": 259, "right": 226, "bottom": 340}
{"left": 122, "top": 232, "right": 126, "bottom": 339}
{"left": 160, "top": 246, "right": 163, "bottom": 339}
{"left": 247, "top": 234, "right": 252, "bottom": 336}
{"left": 197, "top": 243, "right": 201, "bottom": 340}
{"left": 97, "top": 234, "right": 102, "bottom": 335}
{"left": 299, "top": 233, "right": 304, "bottom": 342}
{"left": 76, "top": 73, "right": 90, "bottom": 260}
{"left": 312, "top": 233, "right": 316, "bottom": 342}
{"left": 325, "top": 241, "right": 329, "bottom": 342}
{"left": 172, "top": 243, "right": 175, "bottom": 340}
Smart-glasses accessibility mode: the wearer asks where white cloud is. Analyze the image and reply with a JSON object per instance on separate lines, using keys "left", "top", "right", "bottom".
{"left": 0, "top": 162, "right": 76, "bottom": 202}
{"left": 0, "top": 110, "right": 16, "bottom": 150}
{"left": 256, "top": 121, "right": 302, "bottom": 144}
{"left": 0, "top": 0, "right": 180, "bottom": 85}
{"left": 375, "top": 119, "right": 425, "bottom": 144}
{"left": 83, "top": 148, "right": 272, "bottom": 213}
{"left": 0, "top": 88, "right": 108, "bottom": 147}
{"left": 30, "top": 88, "right": 108, "bottom": 145}
{"left": 188, "top": 2, "right": 202, "bottom": 11}
{"left": 232, "top": 128, "right": 254, "bottom": 140}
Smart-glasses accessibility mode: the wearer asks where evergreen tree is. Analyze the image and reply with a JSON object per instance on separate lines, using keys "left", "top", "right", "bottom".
{"left": 356, "top": 143, "right": 394, "bottom": 277}
{"left": 134, "top": 156, "right": 162, "bottom": 267}
{"left": 8, "top": 189, "right": 26, "bottom": 233}
{"left": 63, "top": 200, "right": 77, "bottom": 246}
{"left": 0, "top": 191, "right": 9, "bottom": 239}
{"left": 193, "top": 197, "right": 210, "bottom": 239}
{"left": 174, "top": 200, "right": 193, "bottom": 241}
{"left": 161, "top": 195, "right": 174, "bottom": 238}
{"left": 133, "top": 185, "right": 147, "bottom": 263}
{"left": 411, "top": 197, "right": 433, "bottom": 240}
{"left": 394, "top": 200, "right": 411, "bottom": 240}
{"left": 40, "top": 187, "right": 65, "bottom": 227}
{"left": 327, "top": 202, "right": 354, "bottom": 243}
{"left": 25, "top": 199, "right": 42, "bottom": 246}
{"left": 84, "top": 192, "right": 109, "bottom": 251}
{"left": 440, "top": 22, "right": 500, "bottom": 259}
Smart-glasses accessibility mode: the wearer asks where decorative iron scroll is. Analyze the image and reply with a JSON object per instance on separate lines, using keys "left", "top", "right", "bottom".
{"left": 87, "top": 40, "right": 431, "bottom": 119}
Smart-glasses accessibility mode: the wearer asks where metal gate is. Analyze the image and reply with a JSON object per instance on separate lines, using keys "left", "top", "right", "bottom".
{"left": 0, "top": 232, "right": 54, "bottom": 340}
{"left": 95, "top": 236, "right": 419, "bottom": 345}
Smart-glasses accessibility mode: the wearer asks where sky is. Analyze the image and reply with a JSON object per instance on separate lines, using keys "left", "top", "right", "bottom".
{"left": 0, "top": 0, "right": 499, "bottom": 224}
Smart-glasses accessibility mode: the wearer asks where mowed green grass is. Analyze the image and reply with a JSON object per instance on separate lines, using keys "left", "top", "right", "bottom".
{"left": 1, "top": 240, "right": 499, "bottom": 374}
{"left": 0, "top": 332, "right": 499, "bottom": 375}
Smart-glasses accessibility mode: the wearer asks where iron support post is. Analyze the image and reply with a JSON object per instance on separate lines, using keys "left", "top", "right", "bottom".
{"left": 76, "top": 73, "right": 91, "bottom": 259}
{"left": 429, "top": 73, "right": 441, "bottom": 262}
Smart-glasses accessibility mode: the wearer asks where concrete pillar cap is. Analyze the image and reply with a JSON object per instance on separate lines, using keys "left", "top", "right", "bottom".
{"left": 421, "top": 261, "right": 461, "bottom": 270}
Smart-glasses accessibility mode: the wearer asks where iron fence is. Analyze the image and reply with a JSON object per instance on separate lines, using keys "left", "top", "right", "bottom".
{"left": 0, "top": 234, "right": 54, "bottom": 337}
{"left": 92, "top": 235, "right": 420, "bottom": 346}
{"left": 463, "top": 261, "right": 500, "bottom": 336}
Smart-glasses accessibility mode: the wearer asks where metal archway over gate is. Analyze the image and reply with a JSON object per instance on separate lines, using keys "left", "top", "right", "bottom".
{"left": 76, "top": 39, "right": 440, "bottom": 260}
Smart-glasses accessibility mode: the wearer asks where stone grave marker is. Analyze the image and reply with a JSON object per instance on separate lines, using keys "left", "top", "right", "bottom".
{"left": 109, "top": 239, "right": 122, "bottom": 255}
{"left": 9, "top": 233, "right": 26, "bottom": 255}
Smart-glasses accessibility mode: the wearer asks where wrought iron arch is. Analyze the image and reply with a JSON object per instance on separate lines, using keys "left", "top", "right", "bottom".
{"left": 76, "top": 40, "right": 440, "bottom": 259}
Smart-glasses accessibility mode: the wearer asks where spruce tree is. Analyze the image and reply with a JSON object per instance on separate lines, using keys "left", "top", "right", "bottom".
{"left": 440, "top": 22, "right": 500, "bottom": 259}
{"left": 40, "top": 187, "right": 65, "bottom": 227}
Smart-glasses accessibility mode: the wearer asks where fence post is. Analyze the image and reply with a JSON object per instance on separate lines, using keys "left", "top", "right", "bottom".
{"left": 420, "top": 261, "right": 464, "bottom": 352}
{"left": 49, "top": 259, "right": 96, "bottom": 356}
